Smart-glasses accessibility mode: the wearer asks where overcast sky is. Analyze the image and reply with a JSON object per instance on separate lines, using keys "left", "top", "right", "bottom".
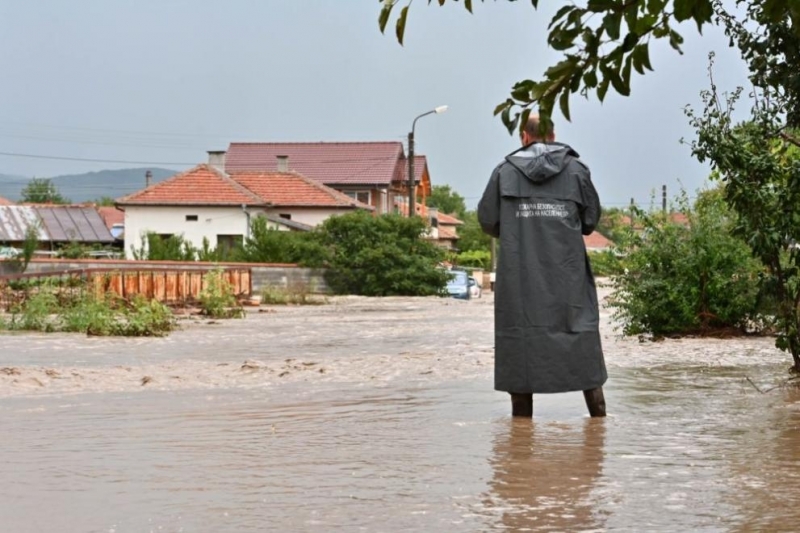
{"left": 0, "top": 1, "right": 750, "bottom": 209}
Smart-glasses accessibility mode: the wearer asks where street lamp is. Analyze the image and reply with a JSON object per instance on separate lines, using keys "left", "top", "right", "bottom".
{"left": 408, "top": 105, "right": 448, "bottom": 217}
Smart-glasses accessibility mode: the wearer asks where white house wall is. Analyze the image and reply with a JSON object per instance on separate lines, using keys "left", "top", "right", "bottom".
{"left": 266, "top": 208, "right": 353, "bottom": 227}
{"left": 123, "top": 206, "right": 249, "bottom": 258}
{"left": 123, "top": 206, "right": 358, "bottom": 259}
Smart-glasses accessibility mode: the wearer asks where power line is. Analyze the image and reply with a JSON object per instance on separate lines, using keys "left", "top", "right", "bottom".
{"left": 0, "top": 151, "right": 195, "bottom": 166}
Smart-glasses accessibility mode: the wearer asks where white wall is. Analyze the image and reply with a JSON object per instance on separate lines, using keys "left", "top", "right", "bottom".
{"left": 123, "top": 205, "right": 359, "bottom": 258}
{"left": 123, "top": 206, "right": 248, "bottom": 258}
{"left": 264, "top": 207, "right": 356, "bottom": 227}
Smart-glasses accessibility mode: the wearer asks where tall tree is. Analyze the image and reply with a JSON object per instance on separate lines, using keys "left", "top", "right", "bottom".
{"left": 379, "top": 0, "right": 800, "bottom": 133}
{"left": 427, "top": 184, "right": 467, "bottom": 219}
{"left": 20, "top": 178, "right": 70, "bottom": 204}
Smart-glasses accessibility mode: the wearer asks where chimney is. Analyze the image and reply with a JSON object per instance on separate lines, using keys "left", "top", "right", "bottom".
{"left": 207, "top": 150, "right": 227, "bottom": 172}
{"left": 145, "top": 170, "right": 152, "bottom": 188}
{"left": 429, "top": 207, "right": 439, "bottom": 228}
{"left": 276, "top": 155, "right": 289, "bottom": 172}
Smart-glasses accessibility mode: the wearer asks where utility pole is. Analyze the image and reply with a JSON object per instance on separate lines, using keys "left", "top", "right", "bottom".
{"left": 662, "top": 185, "right": 667, "bottom": 214}
{"left": 630, "top": 197, "right": 635, "bottom": 229}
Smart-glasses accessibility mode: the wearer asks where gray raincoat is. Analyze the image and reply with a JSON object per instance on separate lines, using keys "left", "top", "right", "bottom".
{"left": 477, "top": 142, "right": 607, "bottom": 394}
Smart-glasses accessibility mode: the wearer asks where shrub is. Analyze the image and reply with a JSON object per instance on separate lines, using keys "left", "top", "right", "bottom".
{"left": 132, "top": 232, "right": 197, "bottom": 261}
{"left": 261, "top": 281, "right": 326, "bottom": 305}
{"left": 588, "top": 250, "right": 625, "bottom": 277}
{"left": 318, "top": 211, "right": 450, "bottom": 296}
{"left": 238, "top": 216, "right": 328, "bottom": 266}
{"left": 456, "top": 250, "right": 491, "bottom": 270}
{"left": 199, "top": 268, "right": 244, "bottom": 318}
{"left": 610, "top": 190, "right": 764, "bottom": 337}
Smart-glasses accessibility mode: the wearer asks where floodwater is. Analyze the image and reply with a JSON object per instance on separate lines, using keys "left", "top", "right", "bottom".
{"left": 3, "top": 287, "right": 800, "bottom": 532}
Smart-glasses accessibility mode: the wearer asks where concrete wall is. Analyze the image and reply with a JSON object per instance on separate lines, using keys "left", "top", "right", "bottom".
{"left": 0, "top": 258, "right": 329, "bottom": 294}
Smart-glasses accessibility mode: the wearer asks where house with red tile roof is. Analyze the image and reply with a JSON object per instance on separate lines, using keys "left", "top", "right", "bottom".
{"left": 224, "top": 142, "right": 432, "bottom": 214}
{"left": 394, "top": 200, "right": 464, "bottom": 250}
{"left": 116, "top": 152, "right": 372, "bottom": 258}
{"left": 583, "top": 231, "right": 614, "bottom": 251}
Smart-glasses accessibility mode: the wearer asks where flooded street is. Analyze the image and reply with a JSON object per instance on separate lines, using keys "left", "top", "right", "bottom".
{"left": 3, "top": 286, "right": 800, "bottom": 532}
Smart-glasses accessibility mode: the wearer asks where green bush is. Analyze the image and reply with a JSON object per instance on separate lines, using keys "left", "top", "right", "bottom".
{"left": 318, "top": 211, "right": 450, "bottom": 296}
{"left": 132, "top": 232, "right": 197, "bottom": 261}
{"left": 456, "top": 250, "right": 491, "bottom": 270}
{"left": 261, "top": 282, "right": 326, "bottom": 305}
{"left": 237, "top": 216, "right": 328, "bottom": 266}
{"left": 588, "top": 250, "right": 625, "bottom": 277}
{"left": 1, "top": 284, "right": 177, "bottom": 337}
{"left": 610, "top": 190, "right": 764, "bottom": 337}
{"left": 199, "top": 268, "right": 244, "bottom": 318}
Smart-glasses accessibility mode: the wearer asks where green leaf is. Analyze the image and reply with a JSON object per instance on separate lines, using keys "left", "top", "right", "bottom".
{"left": 603, "top": 12, "right": 622, "bottom": 40}
{"left": 583, "top": 69, "right": 598, "bottom": 88}
{"left": 622, "top": 54, "right": 633, "bottom": 88}
{"left": 559, "top": 91, "right": 572, "bottom": 121}
{"left": 549, "top": 5, "right": 575, "bottom": 29}
{"left": 597, "top": 77, "right": 610, "bottom": 103}
{"left": 669, "top": 29, "right": 685, "bottom": 53}
{"left": 609, "top": 69, "right": 630, "bottom": 96}
{"left": 673, "top": 0, "right": 693, "bottom": 21}
{"left": 587, "top": 0, "right": 615, "bottom": 12}
{"left": 621, "top": 32, "right": 639, "bottom": 53}
{"left": 396, "top": 5, "right": 410, "bottom": 45}
{"left": 519, "top": 108, "right": 532, "bottom": 135}
{"left": 493, "top": 99, "right": 512, "bottom": 117}
{"left": 633, "top": 43, "right": 653, "bottom": 72}
{"left": 379, "top": 1, "right": 395, "bottom": 34}
{"left": 464, "top": 0, "right": 473, "bottom": 13}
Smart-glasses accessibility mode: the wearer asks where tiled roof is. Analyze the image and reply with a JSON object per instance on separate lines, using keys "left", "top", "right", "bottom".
{"left": 394, "top": 200, "right": 465, "bottom": 225}
{"left": 114, "top": 165, "right": 372, "bottom": 210}
{"left": 0, "top": 196, "right": 13, "bottom": 206}
{"left": 116, "top": 165, "right": 263, "bottom": 206}
{"left": 230, "top": 171, "right": 373, "bottom": 209}
{"left": 584, "top": 232, "right": 613, "bottom": 250}
{"left": 437, "top": 226, "right": 459, "bottom": 241}
{"left": 225, "top": 142, "right": 405, "bottom": 186}
{"left": 97, "top": 206, "right": 124, "bottom": 230}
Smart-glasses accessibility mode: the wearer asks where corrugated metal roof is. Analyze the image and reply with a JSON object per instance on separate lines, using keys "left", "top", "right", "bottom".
{"left": 35, "top": 206, "right": 115, "bottom": 243}
{"left": 0, "top": 206, "right": 49, "bottom": 242}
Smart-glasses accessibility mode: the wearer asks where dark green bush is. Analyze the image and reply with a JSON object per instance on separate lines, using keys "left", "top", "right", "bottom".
{"left": 237, "top": 216, "right": 328, "bottom": 266}
{"left": 318, "top": 211, "right": 450, "bottom": 296}
{"left": 611, "top": 190, "right": 764, "bottom": 337}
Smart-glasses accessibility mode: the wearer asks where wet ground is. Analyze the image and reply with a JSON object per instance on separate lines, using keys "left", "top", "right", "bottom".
{"left": 3, "top": 285, "right": 800, "bottom": 532}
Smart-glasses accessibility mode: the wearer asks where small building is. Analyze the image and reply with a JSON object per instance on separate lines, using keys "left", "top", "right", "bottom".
{"left": 225, "top": 142, "right": 432, "bottom": 215}
{"left": 116, "top": 152, "right": 373, "bottom": 258}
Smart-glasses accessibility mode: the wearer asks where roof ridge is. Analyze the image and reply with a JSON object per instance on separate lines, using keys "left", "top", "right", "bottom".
{"left": 228, "top": 141, "right": 404, "bottom": 146}
{"left": 207, "top": 165, "right": 265, "bottom": 204}
{"left": 229, "top": 170, "right": 371, "bottom": 209}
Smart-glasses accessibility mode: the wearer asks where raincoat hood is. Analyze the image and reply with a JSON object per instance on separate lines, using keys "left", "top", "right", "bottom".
{"left": 505, "top": 142, "right": 581, "bottom": 184}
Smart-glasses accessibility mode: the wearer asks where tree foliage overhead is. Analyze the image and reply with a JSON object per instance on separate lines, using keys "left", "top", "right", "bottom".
{"left": 378, "top": 0, "right": 800, "bottom": 133}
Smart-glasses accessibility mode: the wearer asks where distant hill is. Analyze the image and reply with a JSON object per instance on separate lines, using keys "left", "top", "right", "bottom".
{"left": 0, "top": 167, "right": 180, "bottom": 203}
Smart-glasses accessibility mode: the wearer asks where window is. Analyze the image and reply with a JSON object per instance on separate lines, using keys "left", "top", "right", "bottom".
{"left": 345, "top": 191, "right": 371, "bottom": 205}
{"left": 217, "top": 234, "right": 243, "bottom": 252}
{"left": 185, "top": 215, "right": 198, "bottom": 222}
{"left": 279, "top": 213, "right": 292, "bottom": 220}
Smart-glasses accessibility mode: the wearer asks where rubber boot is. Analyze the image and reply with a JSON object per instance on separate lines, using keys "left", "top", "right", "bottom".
{"left": 583, "top": 387, "right": 606, "bottom": 417}
{"left": 510, "top": 393, "right": 533, "bottom": 417}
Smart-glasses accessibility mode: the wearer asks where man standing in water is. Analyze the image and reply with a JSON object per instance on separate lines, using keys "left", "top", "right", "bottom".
{"left": 477, "top": 114, "right": 607, "bottom": 417}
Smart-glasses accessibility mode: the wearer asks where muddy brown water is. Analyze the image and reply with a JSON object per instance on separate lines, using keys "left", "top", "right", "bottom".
{"left": 3, "top": 287, "right": 800, "bottom": 532}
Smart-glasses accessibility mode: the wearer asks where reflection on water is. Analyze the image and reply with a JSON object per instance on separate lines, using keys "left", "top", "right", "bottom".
{"left": 486, "top": 418, "right": 606, "bottom": 531}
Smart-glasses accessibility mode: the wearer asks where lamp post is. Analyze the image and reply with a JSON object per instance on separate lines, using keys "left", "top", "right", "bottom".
{"left": 408, "top": 105, "right": 448, "bottom": 217}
